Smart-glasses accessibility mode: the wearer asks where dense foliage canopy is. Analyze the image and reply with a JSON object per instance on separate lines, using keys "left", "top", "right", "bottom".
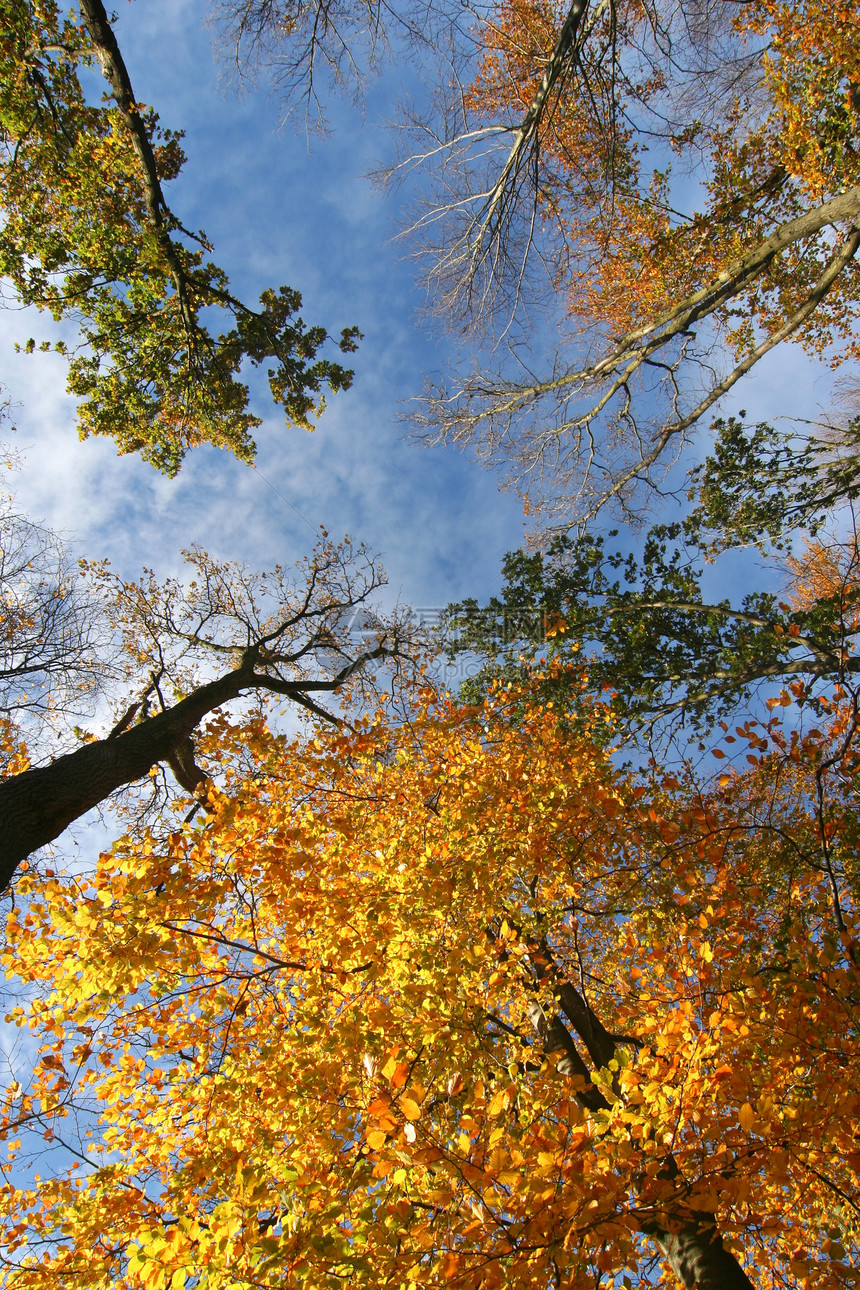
{"left": 2, "top": 683, "right": 860, "bottom": 1287}
{"left": 445, "top": 468, "right": 860, "bottom": 736}
{"left": 0, "top": 0, "right": 360, "bottom": 472}
{"left": 2, "top": 1, "right": 860, "bottom": 1288}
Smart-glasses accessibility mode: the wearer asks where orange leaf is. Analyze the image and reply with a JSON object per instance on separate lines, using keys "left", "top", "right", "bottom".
{"left": 389, "top": 1061, "right": 410, "bottom": 1089}
{"left": 441, "top": 1253, "right": 463, "bottom": 1279}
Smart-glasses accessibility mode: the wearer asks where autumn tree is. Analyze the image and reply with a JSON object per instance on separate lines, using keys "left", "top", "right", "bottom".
{"left": 210, "top": 0, "right": 860, "bottom": 524}
{"left": 0, "top": 536, "right": 412, "bottom": 894}
{"left": 1, "top": 678, "right": 858, "bottom": 1288}
{"left": 397, "top": 0, "right": 860, "bottom": 522}
{"left": 0, "top": 0, "right": 360, "bottom": 473}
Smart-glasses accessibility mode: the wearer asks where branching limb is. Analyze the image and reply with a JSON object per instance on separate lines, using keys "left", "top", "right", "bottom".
{"left": 0, "top": 541, "right": 419, "bottom": 890}
{"left": 77, "top": 0, "right": 198, "bottom": 336}
{"left": 518, "top": 937, "right": 754, "bottom": 1287}
{"left": 416, "top": 185, "right": 860, "bottom": 525}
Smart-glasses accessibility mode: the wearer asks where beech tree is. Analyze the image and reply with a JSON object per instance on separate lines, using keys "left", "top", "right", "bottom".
{"left": 401, "top": 0, "right": 860, "bottom": 522}
{"left": 0, "top": 538, "right": 410, "bottom": 895}
{"left": 444, "top": 469, "right": 860, "bottom": 736}
{"left": 0, "top": 0, "right": 360, "bottom": 473}
{"left": 2, "top": 679, "right": 858, "bottom": 1287}
{"left": 212, "top": 0, "right": 860, "bottom": 524}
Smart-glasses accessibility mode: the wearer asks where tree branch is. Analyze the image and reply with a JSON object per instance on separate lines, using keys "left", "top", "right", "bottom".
{"left": 0, "top": 637, "right": 399, "bottom": 891}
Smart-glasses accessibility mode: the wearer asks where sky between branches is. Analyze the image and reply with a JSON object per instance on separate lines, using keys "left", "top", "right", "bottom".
{"left": 0, "top": 0, "right": 842, "bottom": 655}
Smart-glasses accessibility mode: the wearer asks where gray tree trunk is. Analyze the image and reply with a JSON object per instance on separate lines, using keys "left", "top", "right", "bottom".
{"left": 0, "top": 666, "right": 248, "bottom": 891}
{"left": 529, "top": 973, "right": 755, "bottom": 1287}
{"left": 648, "top": 1222, "right": 755, "bottom": 1289}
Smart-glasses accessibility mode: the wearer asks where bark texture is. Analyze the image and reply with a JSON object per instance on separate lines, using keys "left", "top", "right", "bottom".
{"left": 648, "top": 1223, "right": 755, "bottom": 1290}
{"left": 527, "top": 949, "right": 755, "bottom": 1288}
{"left": 0, "top": 666, "right": 247, "bottom": 892}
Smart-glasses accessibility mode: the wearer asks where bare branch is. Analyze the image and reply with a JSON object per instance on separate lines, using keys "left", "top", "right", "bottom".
{"left": 415, "top": 186, "right": 860, "bottom": 525}
{"left": 0, "top": 539, "right": 425, "bottom": 890}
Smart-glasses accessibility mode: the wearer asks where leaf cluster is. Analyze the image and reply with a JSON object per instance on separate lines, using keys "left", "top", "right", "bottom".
{"left": 688, "top": 414, "right": 860, "bottom": 553}
{"left": 0, "top": 0, "right": 359, "bottom": 472}
{"left": 445, "top": 472, "right": 860, "bottom": 735}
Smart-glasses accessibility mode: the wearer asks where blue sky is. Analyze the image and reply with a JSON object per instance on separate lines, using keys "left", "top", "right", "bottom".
{"left": 0, "top": 0, "right": 843, "bottom": 661}
{"left": 2, "top": 0, "right": 529, "bottom": 617}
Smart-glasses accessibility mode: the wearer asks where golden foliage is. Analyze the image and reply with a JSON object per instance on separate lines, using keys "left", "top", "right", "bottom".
{"left": 464, "top": 0, "right": 860, "bottom": 359}
{"left": 1, "top": 679, "right": 859, "bottom": 1286}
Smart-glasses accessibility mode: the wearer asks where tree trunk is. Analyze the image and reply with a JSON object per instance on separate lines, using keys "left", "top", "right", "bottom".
{"left": 528, "top": 963, "right": 755, "bottom": 1287}
{"left": 0, "top": 666, "right": 249, "bottom": 892}
{"left": 647, "top": 1221, "right": 755, "bottom": 1290}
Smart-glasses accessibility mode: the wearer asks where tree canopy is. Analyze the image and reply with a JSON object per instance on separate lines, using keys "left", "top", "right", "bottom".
{"left": 2, "top": 683, "right": 859, "bottom": 1288}
{"left": 404, "top": 0, "right": 860, "bottom": 522}
{"left": 210, "top": 0, "right": 860, "bottom": 522}
{"left": 1, "top": 0, "right": 360, "bottom": 473}
{"left": 444, "top": 461, "right": 860, "bottom": 737}
{"left": 3, "top": 2, "right": 860, "bottom": 1288}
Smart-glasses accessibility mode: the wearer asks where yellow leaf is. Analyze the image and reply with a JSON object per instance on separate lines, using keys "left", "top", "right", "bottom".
{"left": 441, "top": 1253, "right": 463, "bottom": 1279}
{"left": 488, "top": 1090, "right": 508, "bottom": 1117}
{"left": 381, "top": 1052, "right": 400, "bottom": 1081}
